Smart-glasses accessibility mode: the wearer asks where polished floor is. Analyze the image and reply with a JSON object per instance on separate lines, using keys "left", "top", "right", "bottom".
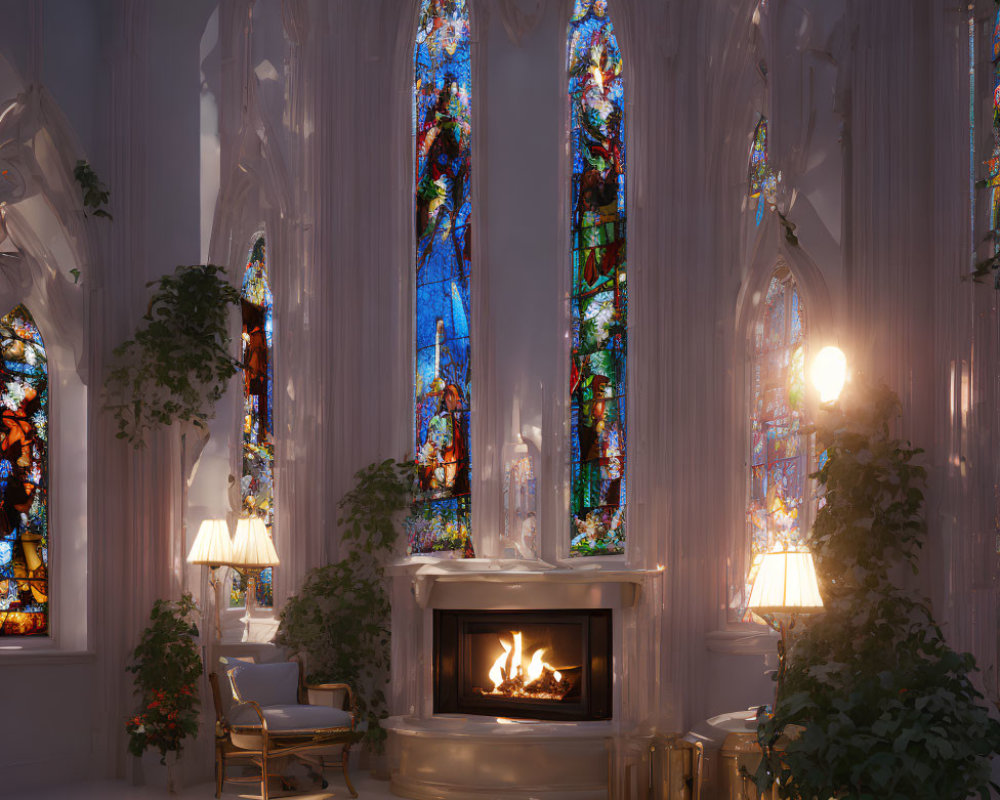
{"left": 22, "top": 770, "right": 396, "bottom": 800}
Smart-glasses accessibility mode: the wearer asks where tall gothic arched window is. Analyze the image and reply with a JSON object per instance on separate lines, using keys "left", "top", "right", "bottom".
{"left": 0, "top": 305, "right": 48, "bottom": 635}
{"left": 233, "top": 236, "right": 275, "bottom": 607}
{"left": 748, "top": 116, "right": 779, "bottom": 226}
{"left": 568, "top": 0, "right": 626, "bottom": 557}
{"left": 742, "top": 267, "right": 808, "bottom": 615}
{"left": 408, "top": 0, "right": 474, "bottom": 557}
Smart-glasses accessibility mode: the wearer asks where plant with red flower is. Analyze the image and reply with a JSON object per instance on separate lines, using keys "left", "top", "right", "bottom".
{"left": 125, "top": 594, "right": 202, "bottom": 764}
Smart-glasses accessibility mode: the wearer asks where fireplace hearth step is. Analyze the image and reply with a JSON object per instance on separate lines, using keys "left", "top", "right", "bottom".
{"left": 385, "top": 715, "right": 612, "bottom": 800}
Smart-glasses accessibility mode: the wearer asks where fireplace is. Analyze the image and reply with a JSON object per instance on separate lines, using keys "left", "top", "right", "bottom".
{"left": 434, "top": 609, "right": 612, "bottom": 721}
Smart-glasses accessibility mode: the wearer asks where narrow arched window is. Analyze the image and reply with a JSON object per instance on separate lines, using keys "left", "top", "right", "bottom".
{"left": 0, "top": 305, "right": 48, "bottom": 635}
{"left": 748, "top": 116, "right": 779, "bottom": 226}
{"left": 408, "top": 0, "right": 474, "bottom": 557}
{"left": 744, "top": 268, "right": 807, "bottom": 611}
{"left": 232, "top": 236, "right": 275, "bottom": 606}
{"left": 986, "top": 9, "right": 1000, "bottom": 241}
{"left": 568, "top": 0, "right": 626, "bottom": 557}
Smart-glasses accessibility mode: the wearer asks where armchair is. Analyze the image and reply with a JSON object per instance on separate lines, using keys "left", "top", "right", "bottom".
{"left": 209, "top": 659, "right": 360, "bottom": 799}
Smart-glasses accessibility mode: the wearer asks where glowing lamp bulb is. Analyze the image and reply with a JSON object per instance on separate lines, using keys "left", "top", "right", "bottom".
{"left": 811, "top": 346, "right": 847, "bottom": 404}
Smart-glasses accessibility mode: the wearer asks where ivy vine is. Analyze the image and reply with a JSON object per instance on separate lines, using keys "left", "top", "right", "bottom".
{"left": 753, "top": 383, "right": 1000, "bottom": 799}
{"left": 104, "top": 264, "right": 241, "bottom": 446}
{"left": 73, "top": 160, "right": 112, "bottom": 220}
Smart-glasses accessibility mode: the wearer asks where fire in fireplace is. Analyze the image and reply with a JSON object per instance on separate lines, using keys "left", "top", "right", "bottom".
{"left": 435, "top": 609, "right": 612, "bottom": 721}
{"left": 479, "top": 630, "right": 573, "bottom": 700}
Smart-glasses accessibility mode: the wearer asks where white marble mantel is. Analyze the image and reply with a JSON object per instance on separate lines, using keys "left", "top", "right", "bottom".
{"left": 387, "top": 558, "right": 663, "bottom": 609}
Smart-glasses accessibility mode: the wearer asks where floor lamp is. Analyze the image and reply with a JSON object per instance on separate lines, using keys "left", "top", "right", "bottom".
{"left": 747, "top": 547, "right": 824, "bottom": 704}
{"left": 186, "top": 518, "right": 234, "bottom": 641}
{"left": 230, "top": 517, "right": 280, "bottom": 642}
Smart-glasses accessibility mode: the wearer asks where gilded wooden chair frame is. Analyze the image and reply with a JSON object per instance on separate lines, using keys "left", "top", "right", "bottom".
{"left": 209, "top": 661, "right": 361, "bottom": 799}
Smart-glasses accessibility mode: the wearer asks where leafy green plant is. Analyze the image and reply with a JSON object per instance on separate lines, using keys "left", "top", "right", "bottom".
{"left": 125, "top": 594, "right": 203, "bottom": 764}
{"left": 104, "top": 264, "right": 241, "bottom": 446}
{"left": 276, "top": 458, "right": 412, "bottom": 754}
{"left": 754, "top": 383, "right": 1000, "bottom": 799}
{"left": 73, "top": 159, "right": 112, "bottom": 220}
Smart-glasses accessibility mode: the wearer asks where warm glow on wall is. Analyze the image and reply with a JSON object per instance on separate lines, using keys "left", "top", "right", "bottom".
{"left": 811, "top": 345, "right": 847, "bottom": 404}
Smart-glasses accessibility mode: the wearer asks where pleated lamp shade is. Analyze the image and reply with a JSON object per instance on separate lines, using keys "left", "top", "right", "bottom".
{"left": 186, "top": 519, "right": 233, "bottom": 566}
{"left": 747, "top": 549, "right": 824, "bottom": 616}
{"left": 232, "top": 517, "right": 280, "bottom": 568}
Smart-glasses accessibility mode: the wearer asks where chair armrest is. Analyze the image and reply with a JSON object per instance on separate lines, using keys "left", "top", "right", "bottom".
{"left": 229, "top": 700, "right": 269, "bottom": 733}
{"left": 306, "top": 683, "right": 357, "bottom": 718}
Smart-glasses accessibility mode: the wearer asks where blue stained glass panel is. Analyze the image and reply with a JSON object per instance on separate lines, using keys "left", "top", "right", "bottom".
{"left": 411, "top": 0, "right": 474, "bottom": 557}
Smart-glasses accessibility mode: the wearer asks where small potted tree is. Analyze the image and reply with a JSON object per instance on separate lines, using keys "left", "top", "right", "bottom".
{"left": 125, "top": 593, "right": 203, "bottom": 794}
{"left": 277, "top": 458, "right": 411, "bottom": 777}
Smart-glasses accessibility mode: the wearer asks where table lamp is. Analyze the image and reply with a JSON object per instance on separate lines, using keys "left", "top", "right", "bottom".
{"left": 231, "top": 517, "right": 280, "bottom": 641}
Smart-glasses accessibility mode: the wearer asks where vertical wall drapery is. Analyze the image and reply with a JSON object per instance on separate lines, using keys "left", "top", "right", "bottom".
{"left": 929, "top": 0, "right": 1000, "bottom": 697}
{"left": 93, "top": 0, "right": 183, "bottom": 779}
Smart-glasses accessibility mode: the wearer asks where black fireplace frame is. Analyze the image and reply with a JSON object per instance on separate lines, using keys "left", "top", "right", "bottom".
{"left": 434, "top": 608, "right": 612, "bottom": 721}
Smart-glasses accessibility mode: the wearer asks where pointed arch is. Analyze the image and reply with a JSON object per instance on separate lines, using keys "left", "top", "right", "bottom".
{"left": 408, "top": 0, "right": 475, "bottom": 558}
{"left": 568, "top": 0, "right": 626, "bottom": 557}
{"left": 0, "top": 304, "right": 48, "bottom": 635}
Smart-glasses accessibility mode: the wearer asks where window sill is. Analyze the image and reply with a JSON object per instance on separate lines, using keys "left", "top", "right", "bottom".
{"left": 704, "top": 628, "right": 777, "bottom": 656}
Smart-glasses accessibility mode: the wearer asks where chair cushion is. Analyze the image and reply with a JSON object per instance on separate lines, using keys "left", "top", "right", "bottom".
{"left": 228, "top": 661, "right": 299, "bottom": 707}
{"left": 230, "top": 703, "right": 353, "bottom": 732}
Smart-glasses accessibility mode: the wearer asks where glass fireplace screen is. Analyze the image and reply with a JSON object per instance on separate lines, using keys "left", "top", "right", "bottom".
{"left": 434, "top": 609, "right": 612, "bottom": 721}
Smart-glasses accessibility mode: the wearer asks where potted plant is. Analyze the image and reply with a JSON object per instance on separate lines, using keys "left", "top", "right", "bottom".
{"left": 754, "top": 383, "right": 1000, "bottom": 799}
{"left": 125, "top": 593, "right": 203, "bottom": 794}
{"left": 276, "top": 458, "right": 411, "bottom": 776}
{"left": 104, "top": 264, "right": 241, "bottom": 446}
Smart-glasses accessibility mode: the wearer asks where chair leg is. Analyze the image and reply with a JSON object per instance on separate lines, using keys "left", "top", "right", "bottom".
{"left": 342, "top": 745, "right": 358, "bottom": 798}
{"left": 214, "top": 748, "right": 222, "bottom": 798}
{"left": 261, "top": 750, "right": 270, "bottom": 800}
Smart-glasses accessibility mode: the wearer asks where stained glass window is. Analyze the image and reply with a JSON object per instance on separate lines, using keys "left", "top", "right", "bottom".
{"left": 0, "top": 306, "right": 48, "bottom": 636}
{"left": 985, "top": 9, "right": 1000, "bottom": 243}
{"left": 568, "top": 0, "right": 626, "bottom": 557}
{"left": 748, "top": 116, "right": 779, "bottom": 227}
{"left": 741, "top": 268, "right": 807, "bottom": 617}
{"left": 408, "top": 0, "right": 475, "bottom": 558}
{"left": 232, "top": 236, "right": 275, "bottom": 606}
